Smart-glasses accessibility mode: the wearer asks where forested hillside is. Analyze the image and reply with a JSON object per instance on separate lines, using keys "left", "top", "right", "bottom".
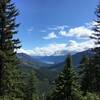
{"left": 0, "top": 0, "right": 100, "bottom": 100}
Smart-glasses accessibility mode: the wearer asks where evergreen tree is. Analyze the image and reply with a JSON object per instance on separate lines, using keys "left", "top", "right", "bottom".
{"left": 0, "top": 0, "right": 23, "bottom": 99}
{"left": 79, "top": 56, "right": 93, "bottom": 94}
{"left": 24, "top": 71, "right": 39, "bottom": 100}
{"left": 89, "top": 2, "right": 100, "bottom": 93}
{"left": 49, "top": 55, "right": 82, "bottom": 100}
{"left": 83, "top": 92, "right": 100, "bottom": 100}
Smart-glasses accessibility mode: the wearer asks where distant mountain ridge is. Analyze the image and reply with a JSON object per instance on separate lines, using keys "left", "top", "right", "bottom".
{"left": 17, "top": 49, "right": 92, "bottom": 70}
{"left": 32, "top": 55, "right": 66, "bottom": 64}
{"left": 31, "top": 49, "right": 92, "bottom": 64}
{"left": 49, "top": 50, "right": 92, "bottom": 71}
{"left": 17, "top": 53, "right": 52, "bottom": 69}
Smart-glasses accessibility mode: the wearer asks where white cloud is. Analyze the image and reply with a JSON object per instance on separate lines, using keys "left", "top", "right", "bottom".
{"left": 45, "top": 24, "right": 93, "bottom": 39}
{"left": 27, "top": 27, "right": 34, "bottom": 33}
{"left": 17, "top": 48, "right": 34, "bottom": 56}
{"left": 85, "top": 21, "right": 97, "bottom": 28}
{"left": 68, "top": 26, "right": 93, "bottom": 38}
{"left": 19, "top": 23, "right": 96, "bottom": 56}
{"left": 56, "top": 25, "right": 68, "bottom": 30}
{"left": 17, "top": 44, "right": 66, "bottom": 56}
{"left": 17, "top": 40, "right": 95, "bottom": 56}
{"left": 59, "top": 30, "right": 68, "bottom": 36}
{"left": 43, "top": 32, "right": 57, "bottom": 39}
{"left": 41, "top": 30, "right": 46, "bottom": 32}
{"left": 42, "top": 23, "right": 94, "bottom": 40}
{"left": 48, "top": 25, "right": 68, "bottom": 31}
{"left": 66, "top": 40, "right": 94, "bottom": 53}
{"left": 59, "top": 26, "right": 93, "bottom": 38}
{"left": 42, "top": 25, "right": 68, "bottom": 40}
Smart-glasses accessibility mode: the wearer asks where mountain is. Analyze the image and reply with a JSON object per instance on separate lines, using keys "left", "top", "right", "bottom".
{"left": 49, "top": 50, "right": 92, "bottom": 71}
{"left": 17, "top": 53, "right": 59, "bottom": 80}
{"left": 31, "top": 50, "right": 92, "bottom": 64}
{"left": 17, "top": 53, "right": 52, "bottom": 69}
{"left": 17, "top": 50, "right": 93, "bottom": 96}
{"left": 17, "top": 54, "right": 57, "bottom": 98}
{"left": 17, "top": 50, "right": 92, "bottom": 71}
{"left": 32, "top": 55, "right": 66, "bottom": 64}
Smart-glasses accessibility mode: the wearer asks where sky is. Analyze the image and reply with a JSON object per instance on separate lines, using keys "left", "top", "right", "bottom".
{"left": 13, "top": 0, "right": 99, "bottom": 56}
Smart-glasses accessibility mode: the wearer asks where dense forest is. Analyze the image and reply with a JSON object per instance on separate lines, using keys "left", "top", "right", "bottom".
{"left": 0, "top": 0, "right": 100, "bottom": 100}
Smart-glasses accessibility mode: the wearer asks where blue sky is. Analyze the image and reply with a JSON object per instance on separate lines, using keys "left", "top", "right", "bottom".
{"left": 13, "top": 0, "right": 98, "bottom": 56}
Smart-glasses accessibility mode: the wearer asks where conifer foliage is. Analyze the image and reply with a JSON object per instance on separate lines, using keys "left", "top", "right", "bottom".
{"left": 0, "top": 0, "right": 23, "bottom": 99}
{"left": 49, "top": 55, "right": 82, "bottom": 100}
{"left": 79, "top": 56, "right": 93, "bottom": 94}
{"left": 24, "top": 71, "right": 39, "bottom": 100}
{"left": 89, "top": 2, "right": 100, "bottom": 93}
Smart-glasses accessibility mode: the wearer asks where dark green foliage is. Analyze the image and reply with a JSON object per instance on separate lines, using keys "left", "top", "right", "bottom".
{"left": 89, "top": 2, "right": 100, "bottom": 93}
{"left": 79, "top": 56, "right": 93, "bottom": 94}
{"left": 23, "top": 71, "right": 39, "bottom": 100}
{"left": 77, "top": 2, "right": 100, "bottom": 97}
{"left": 47, "top": 55, "right": 82, "bottom": 100}
{"left": 83, "top": 92, "right": 100, "bottom": 100}
{"left": 0, "top": 0, "right": 24, "bottom": 99}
